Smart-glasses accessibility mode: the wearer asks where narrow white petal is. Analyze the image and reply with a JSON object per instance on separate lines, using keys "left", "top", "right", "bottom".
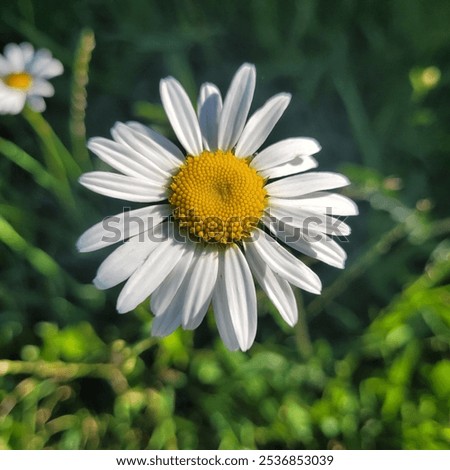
{"left": 0, "top": 54, "right": 12, "bottom": 74}
{"left": 4, "top": 43, "right": 25, "bottom": 71}
{"left": 151, "top": 305, "right": 182, "bottom": 337}
{"left": 218, "top": 63, "right": 256, "bottom": 151}
{"left": 19, "top": 43, "right": 35, "bottom": 66}
{"left": 197, "top": 82, "right": 222, "bottom": 151}
{"left": 126, "top": 121, "right": 185, "bottom": 163}
{"left": 0, "top": 90, "right": 26, "bottom": 114}
{"left": 152, "top": 245, "right": 216, "bottom": 333}
{"left": 26, "top": 95, "right": 46, "bottom": 112}
{"left": 264, "top": 217, "right": 347, "bottom": 269}
{"left": 79, "top": 171, "right": 167, "bottom": 202}
{"left": 160, "top": 77, "right": 203, "bottom": 156}
{"left": 212, "top": 260, "right": 240, "bottom": 351}
{"left": 30, "top": 79, "right": 54, "bottom": 97}
{"left": 150, "top": 243, "right": 197, "bottom": 316}
{"left": 249, "top": 228, "right": 322, "bottom": 294}
{"left": 181, "top": 246, "right": 218, "bottom": 329}
{"left": 258, "top": 155, "right": 318, "bottom": 179}
{"left": 266, "top": 172, "right": 350, "bottom": 198}
{"left": 37, "top": 58, "right": 63, "bottom": 79}
{"left": 235, "top": 93, "right": 291, "bottom": 157}
{"left": 93, "top": 229, "right": 162, "bottom": 290}
{"left": 251, "top": 137, "right": 321, "bottom": 172}
{"left": 111, "top": 123, "right": 180, "bottom": 176}
{"left": 28, "top": 49, "right": 51, "bottom": 73}
{"left": 28, "top": 49, "right": 63, "bottom": 78}
{"left": 271, "top": 192, "right": 359, "bottom": 216}
{"left": 244, "top": 242, "right": 298, "bottom": 326}
{"left": 116, "top": 238, "right": 186, "bottom": 313}
{"left": 212, "top": 246, "right": 257, "bottom": 351}
{"left": 77, "top": 204, "right": 171, "bottom": 252}
{"left": 88, "top": 135, "right": 169, "bottom": 182}
{"left": 267, "top": 203, "right": 351, "bottom": 236}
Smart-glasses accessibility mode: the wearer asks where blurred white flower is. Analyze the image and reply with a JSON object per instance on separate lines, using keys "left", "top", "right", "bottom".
{"left": 0, "top": 42, "right": 63, "bottom": 114}
{"left": 78, "top": 63, "right": 358, "bottom": 351}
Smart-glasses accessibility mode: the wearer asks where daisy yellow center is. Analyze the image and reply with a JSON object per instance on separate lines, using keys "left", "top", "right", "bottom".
{"left": 169, "top": 149, "right": 267, "bottom": 244}
{"left": 3, "top": 72, "right": 33, "bottom": 90}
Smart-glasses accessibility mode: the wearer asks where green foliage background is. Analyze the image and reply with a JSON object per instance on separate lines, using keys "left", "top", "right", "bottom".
{"left": 0, "top": 0, "right": 449, "bottom": 450}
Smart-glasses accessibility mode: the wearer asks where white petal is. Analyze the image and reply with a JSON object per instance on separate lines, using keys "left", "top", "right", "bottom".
{"left": 264, "top": 217, "right": 347, "bottom": 269}
{"left": 39, "top": 59, "right": 63, "bottom": 79}
{"left": 197, "top": 82, "right": 222, "bottom": 151}
{"left": 126, "top": 121, "right": 185, "bottom": 163}
{"left": 152, "top": 245, "right": 217, "bottom": 333}
{"left": 0, "top": 88, "right": 26, "bottom": 114}
{"left": 79, "top": 171, "right": 167, "bottom": 202}
{"left": 26, "top": 95, "right": 46, "bottom": 112}
{"left": 267, "top": 203, "right": 351, "bottom": 236}
{"left": 212, "top": 279, "right": 239, "bottom": 351}
{"left": 4, "top": 43, "right": 25, "bottom": 71}
{"left": 37, "top": 58, "right": 63, "bottom": 79}
{"left": 244, "top": 242, "right": 298, "bottom": 326}
{"left": 0, "top": 54, "right": 12, "bottom": 74}
{"left": 77, "top": 204, "right": 171, "bottom": 252}
{"left": 248, "top": 228, "right": 322, "bottom": 295}
{"left": 270, "top": 192, "right": 359, "bottom": 216}
{"left": 265, "top": 172, "right": 350, "bottom": 198}
{"left": 29, "top": 49, "right": 63, "bottom": 78}
{"left": 29, "top": 79, "right": 54, "bottom": 97}
{"left": 150, "top": 243, "right": 197, "bottom": 316}
{"left": 93, "top": 226, "right": 164, "bottom": 290}
{"left": 251, "top": 137, "right": 321, "bottom": 172}
{"left": 88, "top": 135, "right": 169, "bottom": 182}
{"left": 160, "top": 77, "right": 203, "bottom": 156}
{"left": 111, "top": 123, "right": 180, "bottom": 176}
{"left": 212, "top": 246, "right": 257, "bottom": 351}
{"left": 258, "top": 155, "right": 318, "bottom": 179}
{"left": 235, "top": 93, "right": 291, "bottom": 157}
{"left": 181, "top": 246, "right": 218, "bottom": 330}
{"left": 218, "top": 63, "right": 256, "bottom": 151}
{"left": 116, "top": 237, "right": 186, "bottom": 313}
{"left": 19, "top": 43, "right": 35, "bottom": 67}
{"left": 151, "top": 304, "right": 181, "bottom": 337}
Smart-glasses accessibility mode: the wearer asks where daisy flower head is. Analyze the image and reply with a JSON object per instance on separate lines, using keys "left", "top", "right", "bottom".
{"left": 78, "top": 63, "right": 358, "bottom": 351}
{"left": 0, "top": 42, "right": 63, "bottom": 114}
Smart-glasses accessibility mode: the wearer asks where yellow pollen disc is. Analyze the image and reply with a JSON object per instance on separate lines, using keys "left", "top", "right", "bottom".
{"left": 3, "top": 72, "right": 33, "bottom": 91}
{"left": 169, "top": 149, "right": 267, "bottom": 244}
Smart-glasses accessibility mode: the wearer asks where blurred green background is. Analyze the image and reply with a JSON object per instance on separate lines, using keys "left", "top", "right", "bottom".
{"left": 0, "top": 0, "right": 449, "bottom": 450}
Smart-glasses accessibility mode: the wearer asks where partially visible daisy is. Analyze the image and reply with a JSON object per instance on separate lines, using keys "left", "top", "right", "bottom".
{"left": 0, "top": 42, "right": 63, "bottom": 114}
{"left": 78, "top": 63, "right": 358, "bottom": 351}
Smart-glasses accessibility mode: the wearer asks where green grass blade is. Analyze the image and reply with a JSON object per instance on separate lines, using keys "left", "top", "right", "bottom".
{"left": 0, "top": 137, "right": 77, "bottom": 212}
{"left": 22, "top": 106, "right": 82, "bottom": 181}
{"left": 0, "top": 137, "right": 56, "bottom": 192}
{"left": 0, "top": 215, "right": 61, "bottom": 278}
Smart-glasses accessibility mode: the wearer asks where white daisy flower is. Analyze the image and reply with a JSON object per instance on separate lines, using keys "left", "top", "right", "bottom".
{"left": 0, "top": 42, "right": 63, "bottom": 114}
{"left": 78, "top": 63, "right": 358, "bottom": 351}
